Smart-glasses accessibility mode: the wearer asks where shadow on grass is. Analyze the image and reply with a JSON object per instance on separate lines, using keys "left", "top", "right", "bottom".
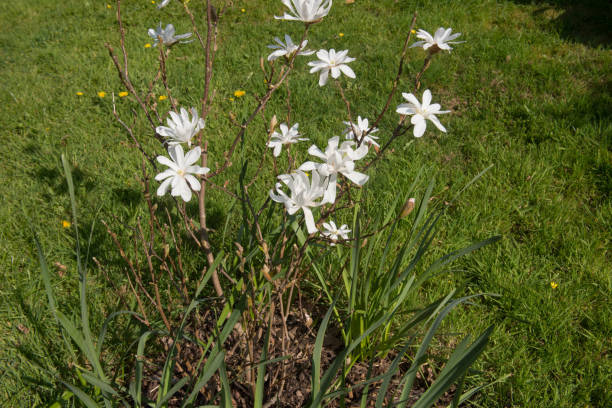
{"left": 12, "top": 287, "right": 73, "bottom": 403}
{"left": 511, "top": 0, "right": 612, "bottom": 48}
{"left": 34, "top": 165, "right": 96, "bottom": 197}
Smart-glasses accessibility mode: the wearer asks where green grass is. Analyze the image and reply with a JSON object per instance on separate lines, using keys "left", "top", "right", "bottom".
{"left": 1, "top": 0, "right": 610, "bottom": 406}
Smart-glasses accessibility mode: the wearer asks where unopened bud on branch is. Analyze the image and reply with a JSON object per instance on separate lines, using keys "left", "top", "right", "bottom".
{"left": 269, "top": 115, "right": 278, "bottom": 135}
{"left": 400, "top": 198, "right": 416, "bottom": 218}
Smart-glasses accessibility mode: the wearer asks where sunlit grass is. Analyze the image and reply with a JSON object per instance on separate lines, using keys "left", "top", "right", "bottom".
{"left": 0, "top": 0, "right": 610, "bottom": 406}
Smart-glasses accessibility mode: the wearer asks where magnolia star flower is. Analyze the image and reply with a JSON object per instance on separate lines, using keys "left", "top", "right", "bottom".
{"left": 156, "top": 107, "right": 205, "bottom": 147}
{"left": 148, "top": 23, "right": 193, "bottom": 47}
{"left": 275, "top": 0, "right": 332, "bottom": 24}
{"left": 396, "top": 89, "right": 450, "bottom": 138}
{"left": 343, "top": 116, "right": 379, "bottom": 147}
{"left": 308, "top": 49, "right": 356, "bottom": 87}
{"left": 156, "top": 145, "right": 209, "bottom": 202}
{"left": 267, "top": 123, "right": 308, "bottom": 157}
{"left": 299, "top": 136, "right": 368, "bottom": 204}
{"left": 321, "top": 221, "right": 350, "bottom": 245}
{"left": 267, "top": 34, "right": 315, "bottom": 61}
{"left": 410, "top": 27, "right": 464, "bottom": 53}
{"left": 270, "top": 170, "right": 328, "bottom": 234}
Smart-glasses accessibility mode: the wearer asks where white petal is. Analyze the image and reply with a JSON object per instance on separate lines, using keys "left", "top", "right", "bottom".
{"left": 184, "top": 146, "right": 202, "bottom": 166}
{"left": 298, "top": 161, "right": 318, "bottom": 171}
{"left": 339, "top": 64, "right": 356, "bottom": 79}
{"left": 155, "top": 169, "right": 175, "bottom": 181}
{"left": 422, "top": 89, "right": 432, "bottom": 107}
{"left": 411, "top": 113, "right": 425, "bottom": 125}
{"left": 157, "top": 178, "right": 172, "bottom": 196}
{"left": 413, "top": 119, "right": 426, "bottom": 137}
{"left": 402, "top": 92, "right": 421, "bottom": 108}
{"left": 302, "top": 207, "right": 318, "bottom": 234}
{"left": 186, "top": 165, "right": 208, "bottom": 175}
{"left": 268, "top": 49, "right": 287, "bottom": 61}
{"left": 157, "top": 155, "right": 179, "bottom": 171}
{"left": 323, "top": 179, "right": 337, "bottom": 204}
{"left": 318, "top": 69, "right": 329, "bottom": 86}
{"left": 342, "top": 170, "right": 369, "bottom": 186}
{"left": 396, "top": 104, "right": 415, "bottom": 115}
{"left": 428, "top": 115, "right": 447, "bottom": 133}
{"left": 180, "top": 186, "right": 192, "bottom": 202}
{"left": 185, "top": 174, "right": 201, "bottom": 191}
{"left": 316, "top": 49, "right": 329, "bottom": 60}
{"left": 273, "top": 144, "right": 282, "bottom": 157}
{"left": 156, "top": 126, "right": 173, "bottom": 137}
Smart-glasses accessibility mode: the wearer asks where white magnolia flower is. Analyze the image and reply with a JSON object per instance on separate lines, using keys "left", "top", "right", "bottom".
{"left": 156, "top": 145, "right": 209, "bottom": 202}
{"left": 267, "top": 34, "right": 315, "bottom": 61}
{"left": 270, "top": 170, "right": 328, "bottom": 234}
{"left": 148, "top": 23, "right": 193, "bottom": 47}
{"left": 299, "top": 136, "right": 368, "bottom": 204}
{"left": 308, "top": 49, "right": 356, "bottom": 87}
{"left": 156, "top": 107, "right": 205, "bottom": 148}
{"left": 157, "top": 0, "right": 171, "bottom": 9}
{"left": 267, "top": 123, "right": 308, "bottom": 157}
{"left": 343, "top": 116, "right": 379, "bottom": 147}
{"left": 275, "top": 0, "right": 332, "bottom": 24}
{"left": 410, "top": 27, "right": 463, "bottom": 53}
{"left": 396, "top": 89, "right": 450, "bottom": 138}
{"left": 321, "top": 221, "right": 350, "bottom": 245}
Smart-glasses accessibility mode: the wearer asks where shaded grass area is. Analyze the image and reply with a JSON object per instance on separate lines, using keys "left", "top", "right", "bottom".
{"left": 0, "top": 0, "right": 610, "bottom": 406}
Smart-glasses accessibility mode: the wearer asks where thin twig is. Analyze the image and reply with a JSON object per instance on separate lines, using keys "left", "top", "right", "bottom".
{"left": 368, "top": 13, "right": 418, "bottom": 134}
{"left": 208, "top": 26, "right": 310, "bottom": 178}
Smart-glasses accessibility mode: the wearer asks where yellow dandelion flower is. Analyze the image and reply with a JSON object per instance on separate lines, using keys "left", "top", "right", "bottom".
{"left": 229, "top": 97, "right": 235, "bottom": 102}
{"left": 76, "top": 91, "right": 84, "bottom": 96}
{"left": 550, "top": 281, "right": 558, "bottom": 289}
{"left": 234, "top": 90, "right": 246, "bottom": 98}
{"left": 106, "top": 4, "right": 111, "bottom": 9}
{"left": 144, "top": 43, "right": 152, "bottom": 48}
{"left": 411, "top": 29, "right": 416, "bottom": 34}
{"left": 338, "top": 32, "right": 344, "bottom": 37}
{"left": 158, "top": 95, "right": 168, "bottom": 101}
{"left": 241, "top": 8, "right": 246, "bottom": 13}
{"left": 98, "top": 91, "right": 106, "bottom": 98}
{"left": 119, "top": 91, "right": 129, "bottom": 97}
{"left": 151, "top": 0, "right": 156, "bottom": 3}
{"left": 62, "top": 220, "right": 71, "bottom": 228}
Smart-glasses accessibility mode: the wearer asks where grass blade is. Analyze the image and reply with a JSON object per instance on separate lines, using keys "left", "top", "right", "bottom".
{"left": 219, "top": 360, "right": 233, "bottom": 408}
{"left": 311, "top": 298, "right": 337, "bottom": 400}
{"left": 396, "top": 294, "right": 490, "bottom": 408}
{"left": 134, "top": 330, "right": 156, "bottom": 406}
{"left": 254, "top": 323, "right": 271, "bottom": 408}
{"left": 155, "top": 376, "right": 190, "bottom": 408}
{"left": 60, "top": 381, "right": 100, "bottom": 408}
{"left": 182, "top": 351, "right": 226, "bottom": 407}
{"left": 411, "top": 326, "right": 493, "bottom": 408}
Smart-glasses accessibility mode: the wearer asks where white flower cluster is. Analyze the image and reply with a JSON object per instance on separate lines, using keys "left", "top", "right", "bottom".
{"left": 147, "top": 23, "right": 193, "bottom": 47}
{"left": 155, "top": 107, "right": 209, "bottom": 202}
{"left": 151, "top": 0, "right": 465, "bottom": 244}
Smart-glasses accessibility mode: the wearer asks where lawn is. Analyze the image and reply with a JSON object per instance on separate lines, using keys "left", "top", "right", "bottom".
{"left": 0, "top": 0, "right": 610, "bottom": 406}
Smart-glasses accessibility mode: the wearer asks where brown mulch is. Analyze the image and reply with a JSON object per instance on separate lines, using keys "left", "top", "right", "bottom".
{"left": 140, "top": 306, "right": 455, "bottom": 407}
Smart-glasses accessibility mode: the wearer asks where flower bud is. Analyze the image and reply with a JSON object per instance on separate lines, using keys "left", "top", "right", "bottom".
{"left": 400, "top": 198, "right": 416, "bottom": 218}
{"left": 269, "top": 115, "right": 278, "bottom": 135}
{"left": 262, "top": 264, "right": 273, "bottom": 282}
